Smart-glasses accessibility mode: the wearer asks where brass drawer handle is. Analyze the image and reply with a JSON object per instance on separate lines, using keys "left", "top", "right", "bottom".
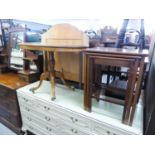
{"left": 70, "top": 117, "right": 78, "bottom": 123}
{"left": 29, "top": 126, "right": 33, "bottom": 130}
{"left": 44, "top": 106, "right": 50, "bottom": 111}
{"left": 71, "top": 128, "right": 78, "bottom": 134}
{"left": 45, "top": 116, "right": 51, "bottom": 121}
{"left": 24, "top": 98, "right": 29, "bottom": 102}
{"left": 27, "top": 117, "right": 32, "bottom": 121}
{"left": 25, "top": 107, "right": 30, "bottom": 111}
{"left": 46, "top": 127, "right": 52, "bottom": 131}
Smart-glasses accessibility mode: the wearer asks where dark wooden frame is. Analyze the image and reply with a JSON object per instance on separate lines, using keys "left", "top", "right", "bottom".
{"left": 8, "top": 26, "right": 26, "bottom": 70}
{"left": 144, "top": 32, "right": 155, "bottom": 134}
{"left": 83, "top": 47, "right": 148, "bottom": 126}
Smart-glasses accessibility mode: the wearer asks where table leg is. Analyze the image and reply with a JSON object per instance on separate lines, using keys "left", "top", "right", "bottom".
{"left": 84, "top": 54, "right": 93, "bottom": 112}
{"left": 129, "top": 58, "right": 145, "bottom": 125}
{"left": 48, "top": 52, "right": 56, "bottom": 100}
{"left": 30, "top": 72, "right": 49, "bottom": 92}
{"left": 122, "top": 59, "right": 139, "bottom": 125}
{"left": 30, "top": 52, "right": 49, "bottom": 93}
{"left": 94, "top": 65, "right": 102, "bottom": 102}
{"left": 79, "top": 52, "right": 83, "bottom": 89}
{"left": 56, "top": 70, "right": 75, "bottom": 90}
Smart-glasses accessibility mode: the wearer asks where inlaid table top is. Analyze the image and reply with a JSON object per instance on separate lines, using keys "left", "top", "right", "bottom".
{"left": 84, "top": 47, "right": 149, "bottom": 57}
{"left": 19, "top": 42, "right": 88, "bottom": 53}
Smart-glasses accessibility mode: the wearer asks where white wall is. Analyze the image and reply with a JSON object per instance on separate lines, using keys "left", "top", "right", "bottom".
{"left": 0, "top": 0, "right": 154, "bottom": 34}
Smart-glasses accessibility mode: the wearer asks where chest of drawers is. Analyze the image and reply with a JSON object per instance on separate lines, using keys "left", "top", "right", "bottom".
{"left": 17, "top": 80, "right": 143, "bottom": 135}
{"left": 0, "top": 73, "right": 28, "bottom": 134}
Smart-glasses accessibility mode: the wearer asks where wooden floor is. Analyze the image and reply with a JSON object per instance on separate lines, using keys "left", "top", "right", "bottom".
{"left": 0, "top": 72, "right": 27, "bottom": 89}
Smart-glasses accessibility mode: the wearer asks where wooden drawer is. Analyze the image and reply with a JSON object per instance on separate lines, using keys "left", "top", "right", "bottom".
{"left": 18, "top": 95, "right": 39, "bottom": 106}
{"left": 23, "top": 123, "right": 46, "bottom": 135}
{"left": 18, "top": 94, "right": 91, "bottom": 132}
{"left": 58, "top": 123, "right": 90, "bottom": 135}
{"left": 22, "top": 112, "right": 58, "bottom": 135}
{"left": 22, "top": 109, "right": 90, "bottom": 135}
{"left": 93, "top": 123, "right": 116, "bottom": 135}
{"left": 92, "top": 121, "right": 127, "bottom": 135}
{"left": 18, "top": 94, "right": 126, "bottom": 135}
{"left": 50, "top": 108, "right": 91, "bottom": 132}
{"left": 0, "top": 86, "right": 18, "bottom": 112}
{"left": 18, "top": 94, "right": 56, "bottom": 113}
{"left": 0, "top": 105, "right": 21, "bottom": 127}
{"left": 20, "top": 104, "right": 58, "bottom": 128}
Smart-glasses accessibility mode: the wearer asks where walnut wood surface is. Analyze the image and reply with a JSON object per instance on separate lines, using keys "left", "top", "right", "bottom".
{"left": 84, "top": 48, "right": 148, "bottom": 126}
{"left": 19, "top": 23, "right": 89, "bottom": 83}
{"left": 0, "top": 73, "right": 28, "bottom": 134}
{"left": 0, "top": 73, "right": 27, "bottom": 89}
{"left": 84, "top": 47, "right": 149, "bottom": 56}
{"left": 19, "top": 42, "right": 87, "bottom": 52}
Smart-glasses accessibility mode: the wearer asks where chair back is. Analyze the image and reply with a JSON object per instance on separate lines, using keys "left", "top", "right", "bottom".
{"left": 123, "top": 29, "right": 140, "bottom": 45}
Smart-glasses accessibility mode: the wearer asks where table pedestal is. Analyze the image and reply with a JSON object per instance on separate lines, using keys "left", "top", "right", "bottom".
{"left": 30, "top": 51, "right": 74, "bottom": 100}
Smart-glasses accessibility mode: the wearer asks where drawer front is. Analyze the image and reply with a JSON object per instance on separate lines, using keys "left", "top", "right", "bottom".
{"left": 18, "top": 94, "right": 56, "bottom": 114}
{"left": 58, "top": 123, "right": 90, "bottom": 135}
{"left": 18, "top": 95, "right": 41, "bottom": 108}
{"left": 92, "top": 121, "right": 128, "bottom": 135}
{"left": 46, "top": 108, "right": 91, "bottom": 132}
{"left": 18, "top": 93, "right": 130, "bottom": 135}
{"left": 18, "top": 94, "right": 91, "bottom": 132}
{"left": 22, "top": 112, "right": 58, "bottom": 135}
{"left": 23, "top": 123, "right": 46, "bottom": 135}
{"left": 93, "top": 123, "right": 116, "bottom": 135}
{"left": 0, "top": 106, "right": 21, "bottom": 127}
{"left": 20, "top": 105, "right": 58, "bottom": 128}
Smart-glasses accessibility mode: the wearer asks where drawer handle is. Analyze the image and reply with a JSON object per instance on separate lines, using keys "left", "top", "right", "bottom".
{"left": 25, "top": 107, "right": 30, "bottom": 111}
{"left": 70, "top": 117, "right": 78, "bottom": 123}
{"left": 45, "top": 116, "right": 51, "bottom": 121}
{"left": 29, "top": 126, "right": 33, "bottom": 130}
{"left": 71, "top": 128, "right": 78, "bottom": 134}
{"left": 27, "top": 117, "right": 32, "bottom": 121}
{"left": 24, "top": 98, "right": 29, "bottom": 102}
{"left": 44, "top": 106, "right": 50, "bottom": 111}
{"left": 46, "top": 127, "right": 52, "bottom": 131}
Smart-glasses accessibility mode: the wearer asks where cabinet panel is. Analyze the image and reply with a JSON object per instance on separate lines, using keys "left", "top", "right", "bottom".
{"left": 22, "top": 111, "right": 58, "bottom": 135}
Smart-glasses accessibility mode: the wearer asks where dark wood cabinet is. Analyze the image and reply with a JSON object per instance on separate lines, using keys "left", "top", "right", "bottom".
{"left": 0, "top": 20, "right": 10, "bottom": 73}
{"left": 8, "top": 25, "right": 43, "bottom": 83}
{"left": 144, "top": 33, "right": 155, "bottom": 134}
{"left": 0, "top": 73, "right": 27, "bottom": 134}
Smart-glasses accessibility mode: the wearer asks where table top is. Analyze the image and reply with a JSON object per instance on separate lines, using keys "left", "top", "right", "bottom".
{"left": 19, "top": 42, "right": 88, "bottom": 53}
{"left": 84, "top": 47, "right": 149, "bottom": 57}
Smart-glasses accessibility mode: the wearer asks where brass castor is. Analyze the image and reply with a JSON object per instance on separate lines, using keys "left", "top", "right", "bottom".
{"left": 70, "top": 86, "right": 75, "bottom": 91}
{"left": 29, "top": 88, "right": 35, "bottom": 93}
{"left": 51, "top": 97, "right": 56, "bottom": 101}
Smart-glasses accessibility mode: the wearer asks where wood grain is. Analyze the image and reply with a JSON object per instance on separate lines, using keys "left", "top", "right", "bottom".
{"left": 0, "top": 73, "right": 27, "bottom": 89}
